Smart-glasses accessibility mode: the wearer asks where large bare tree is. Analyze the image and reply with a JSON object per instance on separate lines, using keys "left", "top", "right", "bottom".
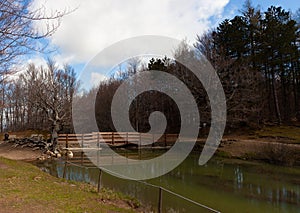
{"left": 0, "top": 0, "right": 69, "bottom": 132}
{"left": 21, "top": 60, "right": 78, "bottom": 150}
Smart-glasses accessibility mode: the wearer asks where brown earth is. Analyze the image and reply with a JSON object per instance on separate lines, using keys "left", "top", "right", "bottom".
{"left": 219, "top": 138, "right": 300, "bottom": 157}
{"left": 0, "top": 141, "right": 42, "bottom": 161}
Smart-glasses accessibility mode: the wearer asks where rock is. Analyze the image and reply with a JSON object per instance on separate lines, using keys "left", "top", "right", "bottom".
{"left": 37, "top": 155, "right": 46, "bottom": 161}
{"left": 67, "top": 150, "right": 73, "bottom": 158}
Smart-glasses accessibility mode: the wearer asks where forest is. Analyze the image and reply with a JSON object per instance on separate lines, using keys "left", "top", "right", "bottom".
{"left": 1, "top": 1, "right": 299, "bottom": 134}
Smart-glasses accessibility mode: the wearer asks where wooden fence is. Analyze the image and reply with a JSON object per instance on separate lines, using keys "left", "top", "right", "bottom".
{"left": 58, "top": 133, "right": 220, "bottom": 213}
{"left": 58, "top": 132, "right": 181, "bottom": 149}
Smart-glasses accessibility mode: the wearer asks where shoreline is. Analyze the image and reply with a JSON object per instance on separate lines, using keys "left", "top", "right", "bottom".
{"left": 1, "top": 135, "right": 300, "bottom": 165}
{"left": 0, "top": 157, "right": 142, "bottom": 212}
{"left": 0, "top": 141, "right": 42, "bottom": 161}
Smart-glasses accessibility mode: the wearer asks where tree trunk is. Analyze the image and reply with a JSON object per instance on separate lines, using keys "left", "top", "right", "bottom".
{"left": 272, "top": 73, "right": 282, "bottom": 125}
{"left": 51, "top": 120, "right": 60, "bottom": 151}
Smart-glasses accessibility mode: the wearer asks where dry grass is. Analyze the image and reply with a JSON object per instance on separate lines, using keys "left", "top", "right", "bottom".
{"left": 254, "top": 125, "right": 300, "bottom": 143}
{"left": 0, "top": 157, "right": 140, "bottom": 213}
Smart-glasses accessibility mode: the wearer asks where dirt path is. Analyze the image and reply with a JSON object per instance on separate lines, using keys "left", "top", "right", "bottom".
{"left": 0, "top": 141, "right": 42, "bottom": 161}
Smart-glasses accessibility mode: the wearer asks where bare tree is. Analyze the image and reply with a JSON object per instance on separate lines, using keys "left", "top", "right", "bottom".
{"left": 0, "top": 0, "right": 67, "bottom": 75}
{"left": 21, "top": 60, "right": 78, "bottom": 150}
{"left": 0, "top": 0, "right": 70, "bottom": 131}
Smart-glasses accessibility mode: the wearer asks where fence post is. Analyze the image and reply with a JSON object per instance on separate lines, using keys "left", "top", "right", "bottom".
{"left": 164, "top": 134, "right": 167, "bottom": 147}
{"left": 152, "top": 133, "right": 155, "bottom": 147}
{"left": 66, "top": 134, "right": 68, "bottom": 148}
{"left": 63, "top": 161, "right": 67, "bottom": 179}
{"left": 97, "top": 169, "right": 102, "bottom": 193}
{"left": 97, "top": 132, "right": 100, "bottom": 148}
{"left": 97, "top": 132, "right": 100, "bottom": 166}
{"left": 81, "top": 134, "right": 84, "bottom": 165}
{"left": 139, "top": 133, "right": 142, "bottom": 160}
{"left": 139, "top": 133, "right": 141, "bottom": 146}
{"left": 158, "top": 187, "right": 162, "bottom": 213}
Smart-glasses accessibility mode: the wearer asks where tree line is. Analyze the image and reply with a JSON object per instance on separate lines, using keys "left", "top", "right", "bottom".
{"left": 0, "top": 0, "right": 72, "bottom": 137}
{"left": 90, "top": 2, "right": 300, "bottom": 133}
{"left": 196, "top": 2, "right": 300, "bottom": 127}
{"left": 1, "top": 60, "right": 78, "bottom": 133}
{"left": 1, "top": 1, "right": 300, "bottom": 137}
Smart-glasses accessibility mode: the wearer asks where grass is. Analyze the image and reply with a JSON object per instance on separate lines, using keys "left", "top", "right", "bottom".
{"left": 0, "top": 157, "right": 140, "bottom": 213}
{"left": 254, "top": 125, "right": 300, "bottom": 143}
{"left": 215, "top": 150, "right": 232, "bottom": 158}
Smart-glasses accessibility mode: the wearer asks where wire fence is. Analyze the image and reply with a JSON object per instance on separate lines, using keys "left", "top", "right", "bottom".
{"left": 60, "top": 158, "right": 221, "bottom": 213}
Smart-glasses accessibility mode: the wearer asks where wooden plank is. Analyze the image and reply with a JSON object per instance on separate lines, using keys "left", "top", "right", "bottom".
{"left": 58, "top": 132, "right": 182, "bottom": 148}
{"left": 64, "top": 147, "right": 102, "bottom": 151}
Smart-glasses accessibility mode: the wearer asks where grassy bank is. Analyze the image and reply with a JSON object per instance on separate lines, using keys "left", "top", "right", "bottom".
{"left": 215, "top": 126, "right": 300, "bottom": 166}
{"left": 254, "top": 125, "right": 300, "bottom": 143}
{"left": 0, "top": 157, "right": 140, "bottom": 213}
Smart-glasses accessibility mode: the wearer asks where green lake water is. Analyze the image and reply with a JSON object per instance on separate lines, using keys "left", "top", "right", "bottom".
{"left": 35, "top": 151, "right": 300, "bottom": 212}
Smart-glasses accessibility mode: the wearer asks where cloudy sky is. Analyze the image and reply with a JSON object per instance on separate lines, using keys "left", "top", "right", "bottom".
{"left": 31, "top": 0, "right": 229, "bottom": 64}
{"left": 29, "top": 0, "right": 298, "bottom": 87}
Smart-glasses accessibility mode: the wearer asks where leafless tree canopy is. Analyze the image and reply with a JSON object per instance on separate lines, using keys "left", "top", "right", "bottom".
{"left": 0, "top": 0, "right": 66, "bottom": 75}
{"left": 22, "top": 60, "right": 77, "bottom": 131}
{"left": 0, "top": 0, "right": 72, "bottom": 146}
{"left": 0, "top": 60, "right": 78, "bottom": 140}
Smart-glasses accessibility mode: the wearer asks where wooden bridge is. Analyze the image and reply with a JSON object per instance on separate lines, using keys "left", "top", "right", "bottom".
{"left": 57, "top": 132, "right": 187, "bottom": 166}
{"left": 58, "top": 132, "right": 182, "bottom": 150}
{"left": 58, "top": 132, "right": 220, "bottom": 213}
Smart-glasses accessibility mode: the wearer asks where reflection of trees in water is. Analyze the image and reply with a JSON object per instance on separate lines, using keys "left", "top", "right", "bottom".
{"left": 64, "top": 166, "right": 99, "bottom": 185}
{"left": 232, "top": 166, "right": 300, "bottom": 205}
{"left": 251, "top": 184, "right": 300, "bottom": 205}
{"left": 37, "top": 160, "right": 60, "bottom": 178}
{"left": 234, "top": 166, "right": 244, "bottom": 190}
{"left": 36, "top": 158, "right": 300, "bottom": 209}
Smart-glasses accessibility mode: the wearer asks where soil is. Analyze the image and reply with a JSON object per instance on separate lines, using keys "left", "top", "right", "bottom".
{"left": 0, "top": 141, "right": 42, "bottom": 161}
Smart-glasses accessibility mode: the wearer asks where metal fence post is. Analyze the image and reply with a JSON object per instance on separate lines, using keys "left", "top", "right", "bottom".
{"left": 158, "top": 187, "right": 162, "bottom": 213}
{"left": 63, "top": 161, "right": 67, "bottom": 179}
{"left": 66, "top": 134, "right": 68, "bottom": 148}
{"left": 97, "top": 169, "right": 102, "bottom": 193}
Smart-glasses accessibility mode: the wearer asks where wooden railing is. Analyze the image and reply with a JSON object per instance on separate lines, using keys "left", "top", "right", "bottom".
{"left": 58, "top": 132, "right": 181, "bottom": 149}
{"left": 58, "top": 132, "right": 219, "bottom": 212}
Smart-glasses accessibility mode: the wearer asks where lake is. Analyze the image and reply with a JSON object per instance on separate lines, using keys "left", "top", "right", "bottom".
{"left": 34, "top": 151, "right": 300, "bottom": 212}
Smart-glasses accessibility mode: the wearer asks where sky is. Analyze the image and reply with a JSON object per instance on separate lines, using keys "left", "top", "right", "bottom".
{"left": 28, "top": 0, "right": 299, "bottom": 88}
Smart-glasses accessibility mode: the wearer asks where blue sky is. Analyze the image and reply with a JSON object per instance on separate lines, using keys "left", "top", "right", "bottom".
{"left": 28, "top": 0, "right": 299, "bottom": 90}
{"left": 220, "top": 0, "right": 298, "bottom": 27}
{"left": 227, "top": 0, "right": 298, "bottom": 13}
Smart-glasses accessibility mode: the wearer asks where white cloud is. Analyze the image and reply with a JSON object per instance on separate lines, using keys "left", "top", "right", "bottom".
{"left": 90, "top": 72, "right": 108, "bottom": 87}
{"left": 31, "top": 0, "right": 229, "bottom": 65}
{"left": 27, "top": 56, "right": 48, "bottom": 68}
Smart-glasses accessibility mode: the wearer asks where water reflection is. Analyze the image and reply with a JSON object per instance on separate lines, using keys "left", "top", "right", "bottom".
{"left": 234, "top": 166, "right": 243, "bottom": 190}
{"left": 34, "top": 154, "right": 300, "bottom": 213}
